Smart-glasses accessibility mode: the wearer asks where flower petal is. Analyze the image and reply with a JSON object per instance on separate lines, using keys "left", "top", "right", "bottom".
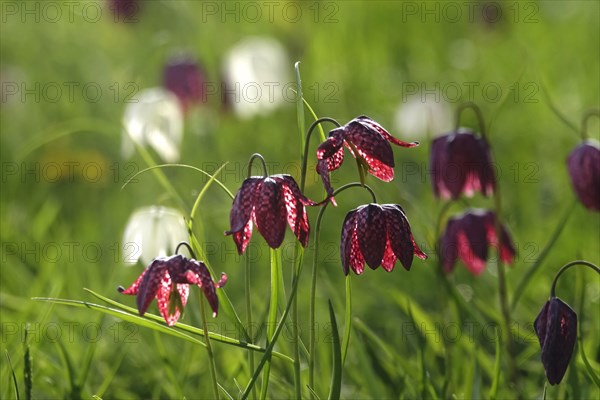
{"left": 567, "top": 141, "right": 600, "bottom": 211}
{"left": 134, "top": 259, "right": 170, "bottom": 316}
{"left": 356, "top": 204, "right": 386, "bottom": 269}
{"left": 381, "top": 240, "right": 397, "bottom": 272}
{"left": 253, "top": 178, "right": 287, "bottom": 249}
{"left": 355, "top": 116, "right": 419, "bottom": 148}
{"left": 227, "top": 177, "right": 261, "bottom": 234}
{"left": 345, "top": 120, "right": 396, "bottom": 181}
{"left": 439, "top": 219, "right": 460, "bottom": 273}
{"left": 186, "top": 260, "right": 222, "bottom": 317}
{"left": 340, "top": 210, "right": 358, "bottom": 275}
{"left": 281, "top": 182, "right": 310, "bottom": 247}
{"left": 534, "top": 298, "right": 578, "bottom": 385}
{"left": 384, "top": 204, "right": 422, "bottom": 270}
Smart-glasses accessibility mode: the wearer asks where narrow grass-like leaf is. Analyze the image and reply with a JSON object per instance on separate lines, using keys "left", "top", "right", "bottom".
{"left": 56, "top": 340, "right": 77, "bottom": 397}
{"left": 327, "top": 301, "right": 342, "bottom": 400}
{"left": 34, "top": 297, "right": 207, "bottom": 347}
{"left": 341, "top": 275, "right": 352, "bottom": 366}
{"left": 5, "top": 351, "right": 20, "bottom": 400}
{"left": 260, "top": 248, "right": 281, "bottom": 400}
{"left": 82, "top": 289, "right": 292, "bottom": 361}
{"left": 295, "top": 61, "right": 306, "bottom": 153}
{"left": 307, "top": 385, "right": 322, "bottom": 400}
{"left": 488, "top": 328, "right": 501, "bottom": 399}
{"left": 218, "top": 383, "right": 235, "bottom": 400}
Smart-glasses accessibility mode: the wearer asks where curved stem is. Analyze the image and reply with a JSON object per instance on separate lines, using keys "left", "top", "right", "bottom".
{"left": 300, "top": 117, "right": 342, "bottom": 191}
{"left": 581, "top": 109, "right": 600, "bottom": 140}
{"left": 454, "top": 101, "right": 488, "bottom": 140}
{"left": 247, "top": 153, "right": 268, "bottom": 178}
{"left": 550, "top": 260, "right": 600, "bottom": 298}
{"left": 199, "top": 293, "right": 220, "bottom": 400}
{"left": 175, "top": 241, "right": 196, "bottom": 259}
{"left": 260, "top": 248, "right": 281, "bottom": 399}
{"left": 308, "top": 183, "right": 375, "bottom": 396}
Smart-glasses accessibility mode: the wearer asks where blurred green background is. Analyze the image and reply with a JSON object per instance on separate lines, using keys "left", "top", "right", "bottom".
{"left": 1, "top": 1, "right": 599, "bottom": 398}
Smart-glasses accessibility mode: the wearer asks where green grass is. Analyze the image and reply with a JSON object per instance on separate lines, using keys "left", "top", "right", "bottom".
{"left": 1, "top": 1, "right": 599, "bottom": 398}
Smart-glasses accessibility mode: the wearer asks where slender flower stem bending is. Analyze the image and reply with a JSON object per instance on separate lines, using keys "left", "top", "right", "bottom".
{"left": 454, "top": 101, "right": 488, "bottom": 140}
{"left": 300, "top": 117, "right": 342, "bottom": 191}
{"left": 308, "top": 183, "right": 376, "bottom": 396}
{"left": 550, "top": 260, "right": 600, "bottom": 298}
{"left": 247, "top": 153, "right": 268, "bottom": 178}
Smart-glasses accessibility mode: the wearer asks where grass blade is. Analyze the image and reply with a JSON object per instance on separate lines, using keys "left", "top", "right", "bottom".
{"left": 327, "top": 301, "right": 342, "bottom": 400}
{"left": 5, "top": 351, "right": 20, "bottom": 400}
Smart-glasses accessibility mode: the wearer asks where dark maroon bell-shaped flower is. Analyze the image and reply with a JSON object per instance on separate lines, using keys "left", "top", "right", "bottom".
{"left": 225, "top": 174, "right": 323, "bottom": 254}
{"left": 430, "top": 129, "right": 496, "bottom": 199}
{"left": 439, "top": 209, "right": 515, "bottom": 275}
{"left": 567, "top": 140, "right": 600, "bottom": 211}
{"left": 316, "top": 116, "right": 418, "bottom": 198}
{"left": 534, "top": 297, "right": 578, "bottom": 385}
{"left": 119, "top": 254, "right": 227, "bottom": 326}
{"left": 340, "top": 203, "right": 427, "bottom": 275}
{"left": 163, "top": 55, "right": 206, "bottom": 113}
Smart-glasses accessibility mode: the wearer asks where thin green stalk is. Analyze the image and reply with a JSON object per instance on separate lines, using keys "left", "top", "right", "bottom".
{"left": 341, "top": 275, "right": 352, "bottom": 366}
{"left": 260, "top": 248, "right": 281, "bottom": 400}
{"left": 300, "top": 117, "right": 342, "bottom": 191}
{"left": 309, "top": 183, "right": 376, "bottom": 395}
{"left": 291, "top": 245, "right": 304, "bottom": 400}
{"left": 550, "top": 260, "right": 600, "bottom": 297}
{"left": 199, "top": 293, "right": 220, "bottom": 400}
{"left": 245, "top": 254, "right": 257, "bottom": 400}
{"left": 241, "top": 255, "right": 304, "bottom": 400}
{"left": 493, "top": 179, "right": 518, "bottom": 387}
{"left": 511, "top": 199, "right": 576, "bottom": 310}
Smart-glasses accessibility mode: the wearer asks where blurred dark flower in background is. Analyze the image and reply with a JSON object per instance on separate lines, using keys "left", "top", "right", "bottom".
{"left": 163, "top": 54, "right": 206, "bottom": 113}
{"left": 225, "top": 175, "right": 323, "bottom": 253}
{"left": 439, "top": 209, "right": 515, "bottom": 275}
{"left": 119, "top": 254, "right": 227, "bottom": 325}
{"left": 430, "top": 129, "right": 496, "bottom": 199}
{"left": 533, "top": 297, "right": 577, "bottom": 385}
{"left": 567, "top": 140, "right": 600, "bottom": 211}
{"left": 108, "top": 0, "right": 140, "bottom": 22}
{"left": 317, "top": 116, "right": 419, "bottom": 198}
{"left": 340, "top": 203, "right": 427, "bottom": 275}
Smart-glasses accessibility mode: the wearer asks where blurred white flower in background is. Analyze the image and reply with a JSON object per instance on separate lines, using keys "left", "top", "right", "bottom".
{"left": 122, "top": 206, "right": 188, "bottom": 266}
{"left": 394, "top": 95, "right": 453, "bottom": 141}
{"left": 222, "top": 36, "right": 290, "bottom": 118}
{"left": 121, "top": 87, "right": 183, "bottom": 162}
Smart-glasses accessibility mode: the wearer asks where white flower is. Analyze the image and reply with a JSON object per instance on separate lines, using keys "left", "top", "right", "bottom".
{"left": 122, "top": 87, "right": 183, "bottom": 162}
{"left": 222, "top": 37, "right": 290, "bottom": 119}
{"left": 394, "top": 95, "right": 453, "bottom": 141}
{"left": 122, "top": 206, "right": 188, "bottom": 266}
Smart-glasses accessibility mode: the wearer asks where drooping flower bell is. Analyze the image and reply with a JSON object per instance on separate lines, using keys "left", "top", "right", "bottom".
{"left": 430, "top": 129, "right": 496, "bottom": 199}
{"left": 119, "top": 254, "right": 227, "bottom": 326}
{"left": 316, "top": 116, "right": 419, "bottom": 198}
{"left": 439, "top": 209, "right": 515, "bottom": 275}
{"left": 163, "top": 54, "right": 206, "bottom": 113}
{"left": 340, "top": 203, "right": 427, "bottom": 275}
{"left": 225, "top": 174, "right": 323, "bottom": 254}
{"left": 567, "top": 140, "right": 600, "bottom": 211}
{"left": 533, "top": 297, "right": 577, "bottom": 385}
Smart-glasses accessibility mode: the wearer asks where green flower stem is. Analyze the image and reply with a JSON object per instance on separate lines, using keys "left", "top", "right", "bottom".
{"left": 492, "top": 179, "right": 517, "bottom": 387}
{"left": 454, "top": 101, "right": 488, "bottom": 140}
{"left": 199, "top": 292, "right": 220, "bottom": 400}
{"left": 245, "top": 254, "right": 257, "bottom": 400}
{"left": 260, "top": 248, "right": 281, "bottom": 400}
{"left": 308, "top": 183, "right": 376, "bottom": 396}
{"left": 510, "top": 198, "right": 576, "bottom": 310}
{"left": 291, "top": 245, "right": 304, "bottom": 400}
{"left": 300, "top": 117, "right": 342, "bottom": 191}
{"left": 241, "top": 250, "right": 304, "bottom": 400}
{"left": 550, "top": 260, "right": 600, "bottom": 298}
{"left": 341, "top": 274, "right": 352, "bottom": 366}
{"left": 581, "top": 109, "right": 600, "bottom": 140}
{"left": 247, "top": 153, "right": 268, "bottom": 178}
